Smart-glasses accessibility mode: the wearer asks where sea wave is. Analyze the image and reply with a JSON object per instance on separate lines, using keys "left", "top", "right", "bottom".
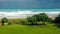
{"left": 0, "top": 10, "right": 60, "bottom": 18}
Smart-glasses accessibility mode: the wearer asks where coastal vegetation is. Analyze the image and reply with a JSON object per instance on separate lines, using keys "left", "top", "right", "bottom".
{"left": 0, "top": 13, "right": 60, "bottom": 34}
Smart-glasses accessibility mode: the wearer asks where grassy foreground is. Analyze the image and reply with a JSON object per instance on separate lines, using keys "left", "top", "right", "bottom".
{"left": 0, "top": 24, "right": 60, "bottom": 34}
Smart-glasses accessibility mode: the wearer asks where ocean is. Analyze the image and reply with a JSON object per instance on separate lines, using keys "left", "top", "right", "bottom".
{"left": 0, "top": 9, "right": 60, "bottom": 18}
{"left": 0, "top": 8, "right": 60, "bottom": 11}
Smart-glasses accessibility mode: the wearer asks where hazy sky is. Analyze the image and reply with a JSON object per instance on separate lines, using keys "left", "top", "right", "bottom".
{"left": 0, "top": 0, "right": 60, "bottom": 9}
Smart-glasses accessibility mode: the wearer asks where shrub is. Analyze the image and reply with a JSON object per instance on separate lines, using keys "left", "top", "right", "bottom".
{"left": 16, "top": 21, "right": 20, "bottom": 24}
{"left": 27, "top": 17, "right": 37, "bottom": 25}
{"left": 33, "top": 13, "right": 50, "bottom": 22}
{"left": 1, "top": 17, "right": 8, "bottom": 25}
{"left": 20, "top": 19, "right": 28, "bottom": 25}
{"left": 8, "top": 22, "right": 12, "bottom": 25}
{"left": 54, "top": 14, "right": 60, "bottom": 23}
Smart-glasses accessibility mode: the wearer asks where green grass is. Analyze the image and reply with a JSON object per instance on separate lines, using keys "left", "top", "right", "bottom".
{"left": 0, "top": 24, "right": 60, "bottom": 34}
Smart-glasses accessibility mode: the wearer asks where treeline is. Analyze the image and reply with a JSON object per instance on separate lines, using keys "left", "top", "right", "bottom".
{"left": 26, "top": 13, "right": 53, "bottom": 25}
{"left": 1, "top": 13, "right": 60, "bottom": 25}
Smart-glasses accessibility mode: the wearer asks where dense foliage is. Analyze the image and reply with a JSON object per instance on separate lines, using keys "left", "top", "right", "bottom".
{"left": 33, "top": 13, "right": 49, "bottom": 22}
{"left": 1, "top": 17, "right": 8, "bottom": 25}
{"left": 27, "top": 17, "right": 37, "bottom": 25}
{"left": 27, "top": 13, "right": 53, "bottom": 25}
{"left": 54, "top": 14, "right": 60, "bottom": 23}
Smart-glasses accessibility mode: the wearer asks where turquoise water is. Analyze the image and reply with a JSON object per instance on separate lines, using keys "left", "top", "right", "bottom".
{"left": 0, "top": 8, "right": 60, "bottom": 12}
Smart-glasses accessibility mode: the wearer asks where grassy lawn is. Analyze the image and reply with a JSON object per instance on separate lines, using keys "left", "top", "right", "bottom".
{"left": 0, "top": 24, "right": 60, "bottom": 34}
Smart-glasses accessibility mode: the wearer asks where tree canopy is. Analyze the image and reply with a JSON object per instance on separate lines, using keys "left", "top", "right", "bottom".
{"left": 1, "top": 17, "right": 8, "bottom": 25}
{"left": 54, "top": 14, "right": 60, "bottom": 23}
{"left": 27, "top": 13, "right": 53, "bottom": 25}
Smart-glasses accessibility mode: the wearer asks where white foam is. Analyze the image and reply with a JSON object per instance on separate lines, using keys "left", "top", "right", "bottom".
{"left": 0, "top": 10, "right": 60, "bottom": 18}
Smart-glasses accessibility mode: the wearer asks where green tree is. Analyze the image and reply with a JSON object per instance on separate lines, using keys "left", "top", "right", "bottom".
{"left": 1, "top": 17, "right": 8, "bottom": 25}
{"left": 33, "top": 13, "right": 49, "bottom": 22}
{"left": 27, "top": 13, "right": 53, "bottom": 25}
{"left": 54, "top": 14, "right": 60, "bottom": 23}
{"left": 27, "top": 17, "right": 37, "bottom": 25}
{"left": 20, "top": 19, "right": 28, "bottom": 25}
{"left": 33, "top": 14, "right": 41, "bottom": 22}
{"left": 47, "top": 18, "right": 53, "bottom": 22}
